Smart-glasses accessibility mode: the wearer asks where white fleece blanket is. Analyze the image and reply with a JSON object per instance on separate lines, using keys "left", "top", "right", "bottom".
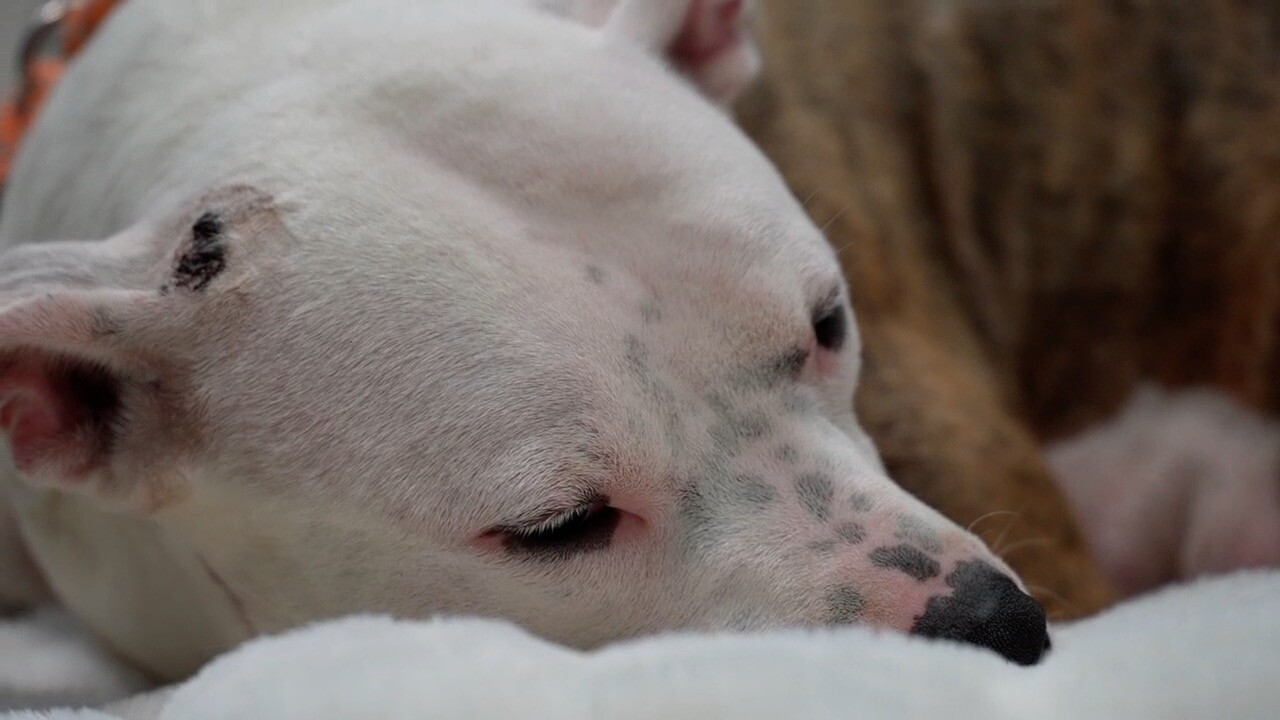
{"left": 3, "top": 571, "right": 1279, "bottom": 719}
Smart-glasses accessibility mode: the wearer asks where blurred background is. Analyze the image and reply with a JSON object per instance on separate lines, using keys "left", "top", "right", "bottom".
{"left": 2, "top": 0, "right": 46, "bottom": 98}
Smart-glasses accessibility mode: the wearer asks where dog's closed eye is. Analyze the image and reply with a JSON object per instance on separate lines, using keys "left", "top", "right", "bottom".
{"left": 486, "top": 497, "right": 621, "bottom": 560}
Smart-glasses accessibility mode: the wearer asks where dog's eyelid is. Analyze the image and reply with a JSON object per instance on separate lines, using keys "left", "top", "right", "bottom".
{"left": 516, "top": 501, "right": 596, "bottom": 536}
{"left": 490, "top": 494, "right": 620, "bottom": 560}
{"left": 501, "top": 491, "right": 605, "bottom": 533}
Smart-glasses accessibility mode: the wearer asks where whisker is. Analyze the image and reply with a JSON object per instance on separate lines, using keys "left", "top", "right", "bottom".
{"left": 988, "top": 503, "right": 1027, "bottom": 552}
{"left": 830, "top": 237, "right": 860, "bottom": 257}
{"left": 800, "top": 188, "right": 821, "bottom": 207}
{"left": 965, "top": 509, "right": 1019, "bottom": 534}
{"left": 820, "top": 206, "right": 849, "bottom": 234}
{"left": 996, "top": 536, "right": 1055, "bottom": 558}
{"left": 1026, "top": 584, "right": 1082, "bottom": 622}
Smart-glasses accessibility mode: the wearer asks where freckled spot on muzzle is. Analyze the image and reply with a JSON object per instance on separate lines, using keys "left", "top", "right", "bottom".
{"left": 729, "top": 475, "right": 777, "bottom": 506}
{"left": 679, "top": 485, "right": 718, "bottom": 556}
{"left": 808, "top": 540, "right": 837, "bottom": 555}
{"left": 680, "top": 472, "right": 777, "bottom": 556}
{"left": 848, "top": 492, "right": 873, "bottom": 512}
{"left": 836, "top": 522, "right": 866, "bottom": 544}
{"left": 795, "top": 472, "right": 835, "bottom": 520}
{"left": 895, "top": 515, "right": 943, "bottom": 554}
{"left": 870, "top": 544, "right": 940, "bottom": 581}
{"left": 826, "top": 585, "right": 867, "bottom": 624}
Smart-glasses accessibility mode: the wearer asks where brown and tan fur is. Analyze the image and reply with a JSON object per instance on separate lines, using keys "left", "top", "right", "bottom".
{"left": 739, "top": 0, "right": 1280, "bottom": 618}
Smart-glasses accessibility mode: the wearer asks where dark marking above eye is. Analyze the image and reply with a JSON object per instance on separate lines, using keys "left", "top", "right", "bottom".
{"left": 755, "top": 348, "right": 808, "bottom": 385}
{"left": 870, "top": 544, "right": 941, "bottom": 581}
{"left": 729, "top": 349, "right": 809, "bottom": 392}
{"left": 813, "top": 305, "right": 847, "bottom": 352}
{"left": 770, "top": 347, "right": 810, "bottom": 379}
{"left": 168, "top": 211, "right": 228, "bottom": 293}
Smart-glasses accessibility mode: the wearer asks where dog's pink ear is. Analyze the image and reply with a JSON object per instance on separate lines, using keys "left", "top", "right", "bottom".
{"left": 2, "top": 187, "right": 278, "bottom": 511}
{"left": 602, "top": 0, "right": 761, "bottom": 106}
{"left": 0, "top": 233, "right": 190, "bottom": 511}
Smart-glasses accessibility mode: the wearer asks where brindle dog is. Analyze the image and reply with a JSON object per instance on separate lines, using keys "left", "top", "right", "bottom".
{"left": 739, "top": 0, "right": 1280, "bottom": 617}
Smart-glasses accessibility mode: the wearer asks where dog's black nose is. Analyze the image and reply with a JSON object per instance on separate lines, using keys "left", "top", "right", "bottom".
{"left": 910, "top": 561, "right": 1050, "bottom": 666}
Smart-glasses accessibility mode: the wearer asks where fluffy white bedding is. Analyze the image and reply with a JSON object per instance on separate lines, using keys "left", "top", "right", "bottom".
{"left": 2, "top": 571, "right": 1278, "bottom": 719}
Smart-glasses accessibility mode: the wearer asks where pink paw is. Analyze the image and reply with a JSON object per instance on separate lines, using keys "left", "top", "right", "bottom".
{"left": 1047, "top": 385, "right": 1280, "bottom": 597}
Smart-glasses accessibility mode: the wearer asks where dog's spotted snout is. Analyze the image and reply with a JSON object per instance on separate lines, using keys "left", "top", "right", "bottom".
{"left": 910, "top": 560, "right": 1050, "bottom": 666}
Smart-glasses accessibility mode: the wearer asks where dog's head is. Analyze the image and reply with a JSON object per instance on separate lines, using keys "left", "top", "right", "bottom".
{"left": 0, "top": 0, "right": 1048, "bottom": 676}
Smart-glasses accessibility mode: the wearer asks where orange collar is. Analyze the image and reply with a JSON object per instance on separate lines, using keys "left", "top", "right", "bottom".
{"left": 1, "top": 0, "right": 123, "bottom": 195}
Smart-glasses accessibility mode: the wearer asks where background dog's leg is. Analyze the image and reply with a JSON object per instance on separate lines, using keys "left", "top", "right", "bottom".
{"left": 1048, "top": 384, "right": 1280, "bottom": 598}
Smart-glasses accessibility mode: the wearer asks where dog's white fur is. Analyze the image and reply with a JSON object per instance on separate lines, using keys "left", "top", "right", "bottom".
{"left": 0, "top": 0, "right": 1027, "bottom": 681}
{"left": 4, "top": 571, "right": 1279, "bottom": 720}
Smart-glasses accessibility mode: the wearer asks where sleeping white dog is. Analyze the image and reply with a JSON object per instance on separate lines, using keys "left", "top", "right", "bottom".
{"left": 0, "top": 0, "right": 1050, "bottom": 690}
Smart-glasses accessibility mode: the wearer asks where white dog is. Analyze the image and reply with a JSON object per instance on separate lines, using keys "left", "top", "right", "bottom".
{"left": 0, "top": 0, "right": 1048, "bottom": 683}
